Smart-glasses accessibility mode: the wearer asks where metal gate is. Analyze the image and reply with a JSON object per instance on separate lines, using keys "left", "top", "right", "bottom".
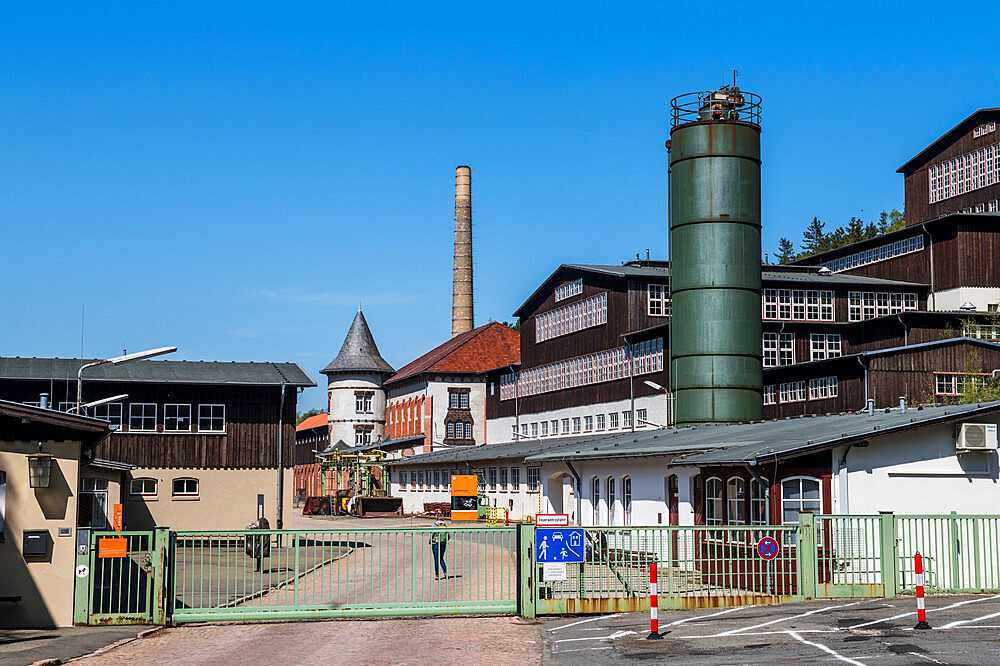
{"left": 73, "top": 528, "right": 168, "bottom": 625}
{"left": 169, "top": 526, "right": 518, "bottom": 622}
{"left": 813, "top": 515, "right": 886, "bottom": 598}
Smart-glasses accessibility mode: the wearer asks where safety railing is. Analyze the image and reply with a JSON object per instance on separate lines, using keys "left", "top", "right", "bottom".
{"left": 896, "top": 514, "right": 1000, "bottom": 593}
{"left": 814, "top": 515, "right": 885, "bottom": 597}
{"left": 170, "top": 527, "right": 518, "bottom": 622}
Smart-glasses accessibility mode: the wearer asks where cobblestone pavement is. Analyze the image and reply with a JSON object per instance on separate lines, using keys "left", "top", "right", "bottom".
{"left": 74, "top": 616, "right": 542, "bottom": 666}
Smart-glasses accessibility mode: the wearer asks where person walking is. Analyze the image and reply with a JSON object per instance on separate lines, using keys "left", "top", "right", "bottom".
{"left": 429, "top": 520, "right": 449, "bottom": 580}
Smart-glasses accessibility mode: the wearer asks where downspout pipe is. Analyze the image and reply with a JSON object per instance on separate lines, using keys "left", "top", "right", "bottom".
{"left": 624, "top": 333, "right": 635, "bottom": 432}
{"left": 897, "top": 313, "right": 909, "bottom": 346}
{"left": 924, "top": 225, "right": 936, "bottom": 311}
{"left": 743, "top": 461, "right": 770, "bottom": 499}
{"left": 564, "top": 461, "right": 583, "bottom": 525}
{"left": 277, "top": 382, "right": 286, "bottom": 530}
{"left": 856, "top": 356, "right": 869, "bottom": 409}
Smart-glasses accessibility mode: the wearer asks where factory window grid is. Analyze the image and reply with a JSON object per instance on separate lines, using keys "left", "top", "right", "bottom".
{"left": 648, "top": 283, "right": 670, "bottom": 317}
{"left": 536, "top": 292, "right": 608, "bottom": 342}
{"left": 520, "top": 423, "right": 528, "bottom": 437}
{"left": 934, "top": 372, "right": 992, "bottom": 396}
{"left": 606, "top": 477, "right": 616, "bottom": 526}
{"left": 527, "top": 467, "right": 541, "bottom": 493}
{"left": 810, "top": 333, "right": 842, "bottom": 361}
{"left": 636, "top": 408, "right": 647, "bottom": 427}
{"left": 355, "top": 426, "right": 373, "bottom": 446}
{"left": 778, "top": 381, "right": 808, "bottom": 403}
{"left": 825, "top": 234, "right": 924, "bottom": 273}
{"left": 750, "top": 478, "right": 769, "bottom": 526}
{"left": 511, "top": 467, "right": 521, "bottom": 491}
{"left": 584, "top": 415, "right": 593, "bottom": 432}
{"left": 199, "top": 404, "right": 226, "bottom": 433}
{"left": 847, "top": 292, "right": 917, "bottom": 322}
{"left": 622, "top": 410, "right": 633, "bottom": 429}
{"left": 705, "top": 477, "right": 723, "bottom": 540}
{"left": 129, "top": 403, "right": 157, "bottom": 432}
{"left": 355, "top": 392, "right": 374, "bottom": 414}
{"left": 448, "top": 389, "right": 470, "bottom": 410}
{"left": 399, "top": 471, "right": 407, "bottom": 490}
{"left": 500, "top": 338, "right": 663, "bottom": 400}
{"left": 93, "top": 402, "right": 123, "bottom": 426}
{"left": 572, "top": 417, "right": 581, "bottom": 433}
{"left": 807, "top": 376, "right": 839, "bottom": 400}
{"left": 542, "top": 420, "right": 551, "bottom": 436}
{"left": 500, "top": 468, "right": 509, "bottom": 492}
{"left": 531, "top": 422, "right": 539, "bottom": 437}
{"left": 596, "top": 413, "right": 605, "bottom": 430}
{"left": 164, "top": 404, "right": 192, "bottom": 432}
{"left": 762, "top": 333, "right": 795, "bottom": 368}
{"left": 973, "top": 121, "right": 997, "bottom": 138}
{"left": 781, "top": 477, "right": 821, "bottom": 542}
{"left": 929, "top": 141, "right": 999, "bottom": 203}
{"left": 989, "top": 200, "right": 999, "bottom": 212}
{"left": 609, "top": 412, "right": 619, "bottom": 429}
{"left": 488, "top": 468, "right": 498, "bottom": 491}
{"left": 561, "top": 418, "right": 570, "bottom": 434}
{"left": 592, "top": 477, "right": 601, "bottom": 525}
{"left": 623, "top": 476, "right": 632, "bottom": 526}
{"left": 727, "top": 477, "right": 746, "bottom": 525}
{"left": 555, "top": 278, "right": 583, "bottom": 302}
{"left": 764, "top": 384, "right": 777, "bottom": 405}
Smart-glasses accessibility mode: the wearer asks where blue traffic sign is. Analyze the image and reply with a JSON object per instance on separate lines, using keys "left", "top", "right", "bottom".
{"left": 536, "top": 528, "right": 585, "bottom": 563}
{"left": 757, "top": 536, "right": 780, "bottom": 560}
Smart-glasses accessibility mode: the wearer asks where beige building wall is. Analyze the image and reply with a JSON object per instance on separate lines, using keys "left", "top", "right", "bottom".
{"left": 125, "top": 468, "right": 296, "bottom": 531}
{"left": 0, "top": 441, "right": 80, "bottom": 628}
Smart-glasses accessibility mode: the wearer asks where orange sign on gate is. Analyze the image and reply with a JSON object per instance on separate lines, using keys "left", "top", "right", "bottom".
{"left": 451, "top": 474, "right": 479, "bottom": 522}
{"left": 98, "top": 537, "right": 128, "bottom": 558}
{"left": 113, "top": 504, "right": 123, "bottom": 531}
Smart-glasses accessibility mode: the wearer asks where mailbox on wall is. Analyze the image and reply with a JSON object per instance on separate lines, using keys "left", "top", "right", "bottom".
{"left": 23, "top": 529, "right": 50, "bottom": 557}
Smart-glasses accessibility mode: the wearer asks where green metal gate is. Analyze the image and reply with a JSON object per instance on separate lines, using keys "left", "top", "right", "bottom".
{"left": 73, "top": 528, "right": 168, "bottom": 625}
{"left": 169, "top": 526, "right": 518, "bottom": 622}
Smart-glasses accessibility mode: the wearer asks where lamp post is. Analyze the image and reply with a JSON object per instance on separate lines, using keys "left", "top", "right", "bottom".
{"left": 644, "top": 380, "right": 673, "bottom": 428}
{"left": 77, "top": 346, "right": 177, "bottom": 414}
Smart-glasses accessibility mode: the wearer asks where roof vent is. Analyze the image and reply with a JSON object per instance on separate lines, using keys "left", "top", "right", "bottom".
{"left": 960, "top": 301, "right": 977, "bottom": 311}
{"left": 818, "top": 266, "right": 832, "bottom": 274}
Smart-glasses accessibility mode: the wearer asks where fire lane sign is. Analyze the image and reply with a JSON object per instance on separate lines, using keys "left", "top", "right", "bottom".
{"left": 535, "top": 514, "right": 569, "bottom": 527}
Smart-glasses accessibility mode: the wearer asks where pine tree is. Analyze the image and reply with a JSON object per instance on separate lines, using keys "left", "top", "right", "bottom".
{"left": 800, "top": 217, "right": 827, "bottom": 255}
{"left": 775, "top": 237, "right": 796, "bottom": 263}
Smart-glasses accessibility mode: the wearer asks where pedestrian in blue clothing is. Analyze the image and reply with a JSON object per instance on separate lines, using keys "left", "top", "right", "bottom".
{"left": 429, "top": 520, "right": 449, "bottom": 579}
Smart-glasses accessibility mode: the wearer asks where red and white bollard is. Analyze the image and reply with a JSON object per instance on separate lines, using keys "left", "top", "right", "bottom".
{"left": 646, "top": 562, "right": 662, "bottom": 639}
{"left": 914, "top": 552, "right": 931, "bottom": 630}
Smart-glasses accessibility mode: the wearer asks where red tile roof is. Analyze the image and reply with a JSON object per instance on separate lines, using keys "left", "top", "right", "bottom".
{"left": 386, "top": 322, "right": 520, "bottom": 385}
{"left": 296, "top": 412, "right": 328, "bottom": 432}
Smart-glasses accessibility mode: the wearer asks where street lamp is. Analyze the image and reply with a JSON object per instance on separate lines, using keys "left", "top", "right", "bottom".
{"left": 643, "top": 380, "right": 673, "bottom": 428}
{"left": 77, "top": 346, "right": 177, "bottom": 414}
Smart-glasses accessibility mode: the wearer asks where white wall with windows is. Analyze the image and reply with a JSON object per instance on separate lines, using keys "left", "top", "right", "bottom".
{"left": 930, "top": 287, "right": 1000, "bottom": 313}
{"left": 390, "top": 459, "right": 541, "bottom": 520}
{"left": 328, "top": 372, "right": 387, "bottom": 447}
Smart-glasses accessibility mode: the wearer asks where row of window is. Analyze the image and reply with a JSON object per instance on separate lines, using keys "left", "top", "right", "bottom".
{"left": 590, "top": 475, "right": 634, "bottom": 525}
{"left": 963, "top": 200, "right": 1000, "bottom": 213}
{"left": 762, "top": 289, "right": 834, "bottom": 321}
{"left": 555, "top": 278, "right": 583, "bottom": 302}
{"left": 38, "top": 402, "right": 227, "bottom": 432}
{"left": 934, "top": 372, "right": 994, "bottom": 396}
{"left": 515, "top": 409, "right": 646, "bottom": 438}
{"left": 973, "top": 121, "right": 996, "bottom": 139}
{"left": 763, "top": 377, "right": 840, "bottom": 405}
{"left": 129, "top": 477, "right": 199, "bottom": 497}
{"left": 847, "top": 291, "right": 918, "bottom": 321}
{"left": 399, "top": 466, "right": 542, "bottom": 493}
{"left": 445, "top": 421, "right": 474, "bottom": 439}
{"left": 647, "top": 284, "right": 670, "bottom": 317}
{"left": 824, "top": 234, "right": 924, "bottom": 273}
{"left": 535, "top": 292, "right": 608, "bottom": 342}
{"left": 702, "top": 476, "right": 820, "bottom": 529}
{"left": 929, "top": 141, "right": 1000, "bottom": 203}
{"left": 500, "top": 338, "right": 664, "bottom": 401}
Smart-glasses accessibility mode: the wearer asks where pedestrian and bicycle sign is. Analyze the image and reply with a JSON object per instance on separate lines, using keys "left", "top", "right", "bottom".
{"left": 757, "top": 536, "right": 780, "bottom": 560}
{"left": 536, "top": 528, "right": 584, "bottom": 563}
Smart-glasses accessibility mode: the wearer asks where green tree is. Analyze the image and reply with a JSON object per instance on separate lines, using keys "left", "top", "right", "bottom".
{"left": 959, "top": 349, "right": 1000, "bottom": 403}
{"left": 775, "top": 237, "right": 796, "bottom": 263}
{"left": 800, "top": 217, "right": 827, "bottom": 256}
{"left": 886, "top": 207, "right": 905, "bottom": 233}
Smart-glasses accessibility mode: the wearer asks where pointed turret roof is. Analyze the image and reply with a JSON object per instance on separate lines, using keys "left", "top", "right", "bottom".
{"left": 321, "top": 310, "right": 394, "bottom": 375}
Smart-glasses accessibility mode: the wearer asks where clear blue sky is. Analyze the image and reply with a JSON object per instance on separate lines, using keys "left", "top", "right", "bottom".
{"left": 2, "top": 3, "right": 997, "bottom": 412}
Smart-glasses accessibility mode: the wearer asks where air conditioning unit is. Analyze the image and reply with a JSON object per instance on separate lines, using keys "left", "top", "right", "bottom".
{"left": 956, "top": 423, "right": 999, "bottom": 452}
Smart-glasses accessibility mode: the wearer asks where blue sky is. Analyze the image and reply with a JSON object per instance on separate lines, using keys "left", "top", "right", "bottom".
{"left": 2, "top": 3, "right": 997, "bottom": 412}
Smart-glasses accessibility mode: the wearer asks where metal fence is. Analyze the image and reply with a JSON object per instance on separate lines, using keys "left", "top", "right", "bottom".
{"left": 170, "top": 527, "right": 518, "bottom": 622}
{"left": 896, "top": 514, "right": 1000, "bottom": 593}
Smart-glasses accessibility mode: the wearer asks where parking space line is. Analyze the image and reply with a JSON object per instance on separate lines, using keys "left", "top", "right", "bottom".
{"left": 705, "top": 601, "right": 866, "bottom": 637}
{"left": 554, "top": 630, "right": 636, "bottom": 643}
{"left": 939, "top": 609, "right": 1000, "bottom": 629}
{"left": 787, "top": 630, "right": 866, "bottom": 666}
{"left": 661, "top": 605, "right": 746, "bottom": 628}
{"left": 849, "top": 594, "right": 1000, "bottom": 630}
{"left": 548, "top": 614, "right": 622, "bottom": 632}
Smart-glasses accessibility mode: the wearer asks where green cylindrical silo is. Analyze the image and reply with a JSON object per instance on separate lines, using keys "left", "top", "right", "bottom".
{"left": 668, "top": 87, "right": 762, "bottom": 425}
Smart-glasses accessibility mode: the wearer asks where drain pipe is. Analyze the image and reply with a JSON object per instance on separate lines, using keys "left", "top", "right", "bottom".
{"left": 564, "top": 461, "right": 583, "bottom": 525}
{"left": 277, "top": 382, "right": 286, "bottom": 530}
{"left": 856, "top": 356, "right": 870, "bottom": 410}
{"left": 897, "top": 313, "right": 909, "bottom": 346}
{"left": 924, "top": 225, "right": 936, "bottom": 311}
{"left": 743, "top": 461, "right": 770, "bottom": 499}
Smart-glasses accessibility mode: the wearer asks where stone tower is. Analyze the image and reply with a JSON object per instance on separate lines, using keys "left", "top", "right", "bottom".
{"left": 321, "top": 309, "right": 394, "bottom": 448}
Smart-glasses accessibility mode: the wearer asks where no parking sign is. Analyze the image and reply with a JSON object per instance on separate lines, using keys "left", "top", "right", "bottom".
{"left": 757, "top": 536, "right": 779, "bottom": 560}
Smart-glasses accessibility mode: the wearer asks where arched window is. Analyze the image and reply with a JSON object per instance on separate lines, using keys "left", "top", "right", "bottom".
{"left": 592, "top": 477, "right": 601, "bottom": 525}
{"left": 781, "top": 476, "right": 821, "bottom": 524}
{"left": 606, "top": 477, "right": 616, "bottom": 526}
{"left": 705, "top": 477, "right": 723, "bottom": 537}
{"left": 172, "top": 477, "right": 199, "bottom": 498}
{"left": 750, "top": 478, "right": 769, "bottom": 526}
{"left": 726, "top": 477, "right": 746, "bottom": 525}
{"left": 623, "top": 476, "right": 632, "bottom": 526}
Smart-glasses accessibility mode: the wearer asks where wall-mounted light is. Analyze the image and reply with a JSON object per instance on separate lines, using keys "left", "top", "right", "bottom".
{"left": 28, "top": 453, "right": 53, "bottom": 488}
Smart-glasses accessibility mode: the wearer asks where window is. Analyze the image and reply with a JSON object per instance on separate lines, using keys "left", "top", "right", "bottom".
{"left": 826, "top": 235, "right": 924, "bottom": 273}
{"left": 781, "top": 477, "right": 821, "bottom": 525}
{"left": 172, "top": 478, "right": 199, "bottom": 497}
{"left": 592, "top": 477, "right": 601, "bottom": 525}
{"left": 763, "top": 333, "right": 794, "bottom": 367}
{"left": 130, "top": 478, "right": 157, "bottom": 496}
{"left": 584, "top": 415, "right": 593, "bottom": 431}
{"left": 778, "top": 380, "right": 808, "bottom": 403}
{"left": 399, "top": 471, "right": 408, "bottom": 490}
{"left": 705, "top": 477, "right": 723, "bottom": 536}
{"left": 540, "top": 421, "right": 549, "bottom": 436}
{"left": 78, "top": 477, "right": 109, "bottom": 528}
{"left": 847, "top": 291, "right": 918, "bottom": 321}
{"left": 606, "top": 477, "right": 616, "bottom": 526}
{"left": 433, "top": 470, "right": 441, "bottom": 490}
{"left": 500, "top": 468, "right": 509, "bottom": 491}
{"left": 750, "top": 478, "right": 768, "bottom": 526}
{"left": 562, "top": 418, "right": 570, "bottom": 434}
{"left": 551, "top": 420, "right": 559, "bottom": 435}
{"left": 928, "top": 140, "right": 1000, "bottom": 203}
{"left": 449, "top": 390, "right": 470, "bottom": 409}
{"left": 536, "top": 292, "right": 608, "bottom": 342}
{"left": 609, "top": 412, "right": 619, "bottom": 429}
{"left": 935, "top": 372, "right": 991, "bottom": 396}
{"left": 764, "top": 385, "right": 777, "bottom": 405}
{"left": 129, "top": 403, "right": 157, "bottom": 432}
{"left": 446, "top": 422, "right": 455, "bottom": 438}
{"left": 648, "top": 284, "right": 669, "bottom": 317}
{"left": 622, "top": 410, "right": 633, "bottom": 429}
{"left": 355, "top": 426, "right": 373, "bottom": 446}
{"left": 93, "top": 402, "right": 123, "bottom": 426}
{"left": 199, "top": 404, "right": 225, "bottom": 432}
{"left": 596, "top": 414, "right": 606, "bottom": 430}
{"left": 527, "top": 467, "right": 541, "bottom": 492}
{"left": 636, "top": 408, "right": 647, "bottom": 427}
{"left": 521, "top": 423, "right": 528, "bottom": 437}
{"left": 531, "top": 422, "right": 539, "bottom": 437}
{"left": 572, "top": 417, "right": 581, "bottom": 433}
{"left": 810, "top": 334, "right": 842, "bottom": 361}
{"left": 488, "top": 468, "right": 498, "bottom": 491}
{"left": 623, "top": 476, "right": 632, "bottom": 526}
{"left": 164, "top": 404, "right": 192, "bottom": 432}
{"left": 355, "top": 392, "right": 373, "bottom": 414}
{"left": 807, "top": 376, "right": 839, "bottom": 400}
{"left": 779, "top": 333, "right": 794, "bottom": 366}
{"left": 511, "top": 467, "right": 520, "bottom": 490}
{"left": 418, "top": 471, "right": 425, "bottom": 490}
{"left": 726, "top": 478, "right": 746, "bottom": 525}
{"left": 555, "top": 278, "right": 583, "bottom": 301}
{"left": 465, "top": 422, "right": 473, "bottom": 439}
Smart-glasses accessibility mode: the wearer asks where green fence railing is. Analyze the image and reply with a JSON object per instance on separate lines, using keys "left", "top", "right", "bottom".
{"left": 896, "top": 514, "right": 1000, "bottom": 593}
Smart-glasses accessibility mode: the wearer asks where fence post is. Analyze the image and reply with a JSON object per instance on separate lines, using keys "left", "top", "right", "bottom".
{"left": 73, "top": 527, "right": 91, "bottom": 625}
{"left": 949, "top": 511, "right": 961, "bottom": 590}
{"left": 518, "top": 522, "right": 536, "bottom": 618}
{"left": 150, "top": 527, "right": 169, "bottom": 626}
{"left": 798, "top": 512, "right": 816, "bottom": 600}
{"left": 879, "top": 511, "right": 898, "bottom": 598}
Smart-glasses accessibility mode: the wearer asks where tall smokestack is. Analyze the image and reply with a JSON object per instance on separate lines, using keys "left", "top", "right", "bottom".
{"left": 452, "top": 165, "right": 474, "bottom": 337}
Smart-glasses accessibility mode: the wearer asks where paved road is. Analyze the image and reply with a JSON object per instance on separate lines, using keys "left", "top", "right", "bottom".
{"left": 0, "top": 626, "right": 152, "bottom": 666}
{"left": 541, "top": 594, "right": 1000, "bottom": 664}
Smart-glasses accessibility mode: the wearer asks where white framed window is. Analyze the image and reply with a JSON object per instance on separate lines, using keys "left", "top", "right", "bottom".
{"left": 781, "top": 477, "right": 821, "bottom": 525}
{"left": 130, "top": 477, "right": 158, "bottom": 497}
{"left": 762, "top": 288, "right": 778, "bottom": 319}
{"left": 511, "top": 467, "right": 521, "bottom": 490}
{"left": 705, "top": 477, "right": 723, "bottom": 537}
{"left": 828, "top": 235, "right": 924, "bottom": 273}
{"left": 355, "top": 427, "right": 373, "bottom": 446}
{"left": 172, "top": 477, "right": 199, "bottom": 497}
{"left": 935, "top": 372, "right": 991, "bottom": 396}
{"left": 562, "top": 418, "right": 570, "bottom": 433}
{"left": 572, "top": 417, "right": 581, "bottom": 433}
{"left": 555, "top": 278, "right": 583, "bottom": 302}
{"left": 521, "top": 422, "right": 528, "bottom": 437}
{"left": 129, "top": 403, "right": 157, "bottom": 432}
{"left": 531, "top": 422, "right": 539, "bottom": 437}
{"left": 164, "top": 404, "right": 192, "bottom": 432}
{"left": 551, "top": 419, "right": 559, "bottom": 435}
{"left": 355, "top": 392, "right": 373, "bottom": 414}
{"left": 609, "top": 412, "right": 619, "bottom": 429}
{"left": 623, "top": 476, "right": 632, "bottom": 526}
{"left": 433, "top": 470, "right": 442, "bottom": 490}
{"left": 929, "top": 140, "right": 1000, "bottom": 203}
{"left": 198, "top": 404, "right": 225, "bottom": 433}
{"left": 727, "top": 477, "right": 746, "bottom": 525}
{"left": 93, "top": 402, "right": 123, "bottom": 426}
{"left": 596, "top": 414, "right": 606, "bottom": 430}
{"left": 399, "top": 471, "right": 408, "bottom": 490}
{"left": 606, "top": 477, "right": 616, "bottom": 526}
{"left": 584, "top": 415, "right": 593, "bottom": 431}
{"left": 750, "top": 478, "right": 768, "bottom": 525}
{"left": 764, "top": 385, "right": 777, "bottom": 405}
{"left": 536, "top": 292, "right": 608, "bottom": 342}
{"left": 636, "top": 408, "right": 647, "bottom": 427}
{"left": 527, "top": 467, "right": 541, "bottom": 492}
{"left": 500, "top": 468, "right": 509, "bottom": 491}
{"left": 488, "top": 468, "right": 498, "bottom": 490}
{"left": 622, "top": 410, "right": 633, "bottom": 428}
{"left": 592, "top": 477, "right": 601, "bottom": 525}
{"left": 648, "top": 283, "right": 669, "bottom": 317}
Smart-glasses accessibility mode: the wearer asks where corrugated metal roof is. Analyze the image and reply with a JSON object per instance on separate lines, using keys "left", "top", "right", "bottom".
{"left": 0, "top": 357, "right": 315, "bottom": 387}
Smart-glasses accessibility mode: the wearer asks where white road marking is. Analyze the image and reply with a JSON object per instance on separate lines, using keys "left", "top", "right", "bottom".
{"left": 787, "top": 630, "right": 866, "bottom": 666}
{"left": 549, "top": 613, "right": 622, "bottom": 632}
{"left": 661, "top": 605, "right": 747, "bottom": 628}
{"left": 848, "top": 593, "right": 1000, "bottom": 629}
{"left": 907, "top": 652, "right": 946, "bottom": 664}
{"left": 939, "top": 609, "right": 1000, "bottom": 629}
{"left": 699, "top": 601, "right": 866, "bottom": 637}
{"left": 555, "top": 646, "right": 614, "bottom": 653}
{"left": 554, "top": 630, "right": 636, "bottom": 643}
